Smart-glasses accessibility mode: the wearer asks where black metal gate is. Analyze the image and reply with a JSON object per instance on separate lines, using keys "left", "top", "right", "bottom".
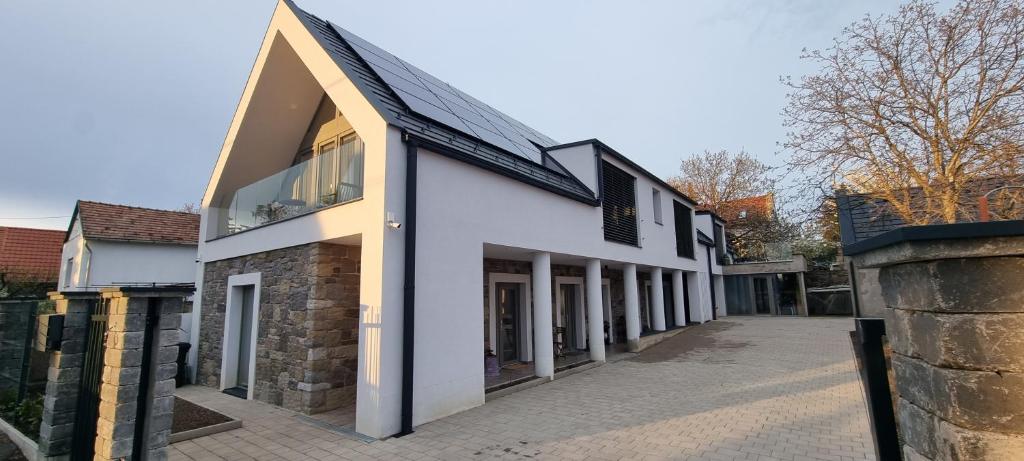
{"left": 71, "top": 299, "right": 107, "bottom": 461}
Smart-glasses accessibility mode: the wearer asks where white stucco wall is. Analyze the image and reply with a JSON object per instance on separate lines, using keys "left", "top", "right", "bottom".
{"left": 411, "top": 146, "right": 704, "bottom": 426}
{"left": 59, "top": 218, "right": 196, "bottom": 290}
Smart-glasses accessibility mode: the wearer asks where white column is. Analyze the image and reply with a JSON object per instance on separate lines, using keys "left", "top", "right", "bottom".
{"left": 650, "top": 268, "right": 666, "bottom": 331}
{"left": 672, "top": 270, "right": 686, "bottom": 326}
{"left": 532, "top": 252, "right": 554, "bottom": 379}
{"left": 797, "top": 272, "right": 809, "bottom": 317}
{"left": 687, "top": 271, "right": 704, "bottom": 323}
{"left": 624, "top": 264, "right": 641, "bottom": 351}
{"left": 585, "top": 259, "right": 606, "bottom": 362}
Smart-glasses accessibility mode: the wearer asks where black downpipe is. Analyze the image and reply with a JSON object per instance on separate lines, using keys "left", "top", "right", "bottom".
{"left": 706, "top": 246, "right": 717, "bottom": 320}
{"left": 397, "top": 137, "right": 418, "bottom": 437}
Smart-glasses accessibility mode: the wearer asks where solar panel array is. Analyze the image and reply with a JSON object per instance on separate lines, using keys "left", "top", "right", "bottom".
{"left": 330, "top": 23, "right": 557, "bottom": 164}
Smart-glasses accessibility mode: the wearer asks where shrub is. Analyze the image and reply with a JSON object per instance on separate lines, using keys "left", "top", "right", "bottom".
{"left": 0, "top": 390, "right": 43, "bottom": 441}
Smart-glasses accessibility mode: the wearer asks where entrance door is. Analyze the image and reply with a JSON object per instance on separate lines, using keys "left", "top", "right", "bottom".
{"left": 558, "top": 284, "right": 586, "bottom": 352}
{"left": 753, "top": 276, "right": 773, "bottom": 315}
{"left": 662, "top": 274, "right": 675, "bottom": 328}
{"left": 496, "top": 283, "right": 521, "bottom": 364}
{"left": 237, "top": 286, "right": 255, "bottom": 389}
{"left": 602, "top": 282, "right": 613, "bottom": 344}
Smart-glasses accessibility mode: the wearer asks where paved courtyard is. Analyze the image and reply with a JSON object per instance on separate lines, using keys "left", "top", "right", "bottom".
{"left": 169, "top": 317, "right": 875, "bottom": 461}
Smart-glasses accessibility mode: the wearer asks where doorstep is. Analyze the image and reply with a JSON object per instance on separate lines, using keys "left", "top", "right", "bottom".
{"left": 634, "top": 326, "right": 688, "bottom": 352}
{"left": 485, "top": 360, "right": 601, "bottom": 402}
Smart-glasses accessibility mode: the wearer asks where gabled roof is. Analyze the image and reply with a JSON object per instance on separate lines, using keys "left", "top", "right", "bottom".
{"left": 543, "top": 138, "right": 699, "bottom": 206}
{"left": 0, "top": 226, "right": 64, "bottom": 282}
{"left": 285, "top": 1, "right": 597, "bottom": 204}
{"left": 69, "top": 201, "right": 199, "bottom": 245}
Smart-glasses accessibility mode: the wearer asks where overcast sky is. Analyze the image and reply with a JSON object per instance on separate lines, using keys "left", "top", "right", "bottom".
{"left": 0, "top": 0, "right": 952, "bottom": 230}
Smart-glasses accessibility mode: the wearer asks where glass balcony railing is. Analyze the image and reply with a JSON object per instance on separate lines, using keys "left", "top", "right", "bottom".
{"left": 219, "top": 137, "right": 364, "bottom": 236}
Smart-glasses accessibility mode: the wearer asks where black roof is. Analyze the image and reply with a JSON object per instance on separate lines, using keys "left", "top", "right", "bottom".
{"left": 286, "top": 1, "right": 596, "bottom": 204}
{"left": 696, "top": 229, "right": 715, "bottom": 246}
{"left": 835, "top": 176, "right": 1021, "bottom": 249}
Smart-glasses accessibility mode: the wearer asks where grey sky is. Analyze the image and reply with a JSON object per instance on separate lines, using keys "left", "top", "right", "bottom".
{"left": 0, "top": 0, "right": 950, "bottom": 230}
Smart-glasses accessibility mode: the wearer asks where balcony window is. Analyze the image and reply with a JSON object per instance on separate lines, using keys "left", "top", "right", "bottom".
{"left": 221, "top": 133, "right": 364, "bottom": 236}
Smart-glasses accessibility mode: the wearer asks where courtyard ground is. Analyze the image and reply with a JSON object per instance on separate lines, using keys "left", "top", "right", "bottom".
{"left": 169, "top": 316, "right": 875, "bottom": 461}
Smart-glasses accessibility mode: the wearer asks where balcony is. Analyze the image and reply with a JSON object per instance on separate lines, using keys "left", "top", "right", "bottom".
{"left": 218, "top": 137, "right": 364, "bottom": 237}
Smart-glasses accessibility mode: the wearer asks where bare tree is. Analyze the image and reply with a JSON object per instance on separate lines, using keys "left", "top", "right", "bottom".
{"left": 178, "top": 202, "right": 200, "bottom": 214}
{"left": 669, "top": 150, "right": 797, "bottom": 261}
{"left": 667, "top": 149, "right": 775, "bottom": 212}
{"left": 783, "top": 0, "right": 1024, "bottom": 224}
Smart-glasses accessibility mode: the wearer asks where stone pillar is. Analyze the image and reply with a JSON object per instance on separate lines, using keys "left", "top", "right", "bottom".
{"left": 38, "top": 291, "right": 99, "bottom": 459}
{"left": 94, "top": 288, "right": 190, "bottom": 461}
{"left": 531, "top": 253, "right": 554, "bottom": 379}
{"left": 671, "top": 270, "right": 687, "bottom": 326}
{"left": 623, "top": 264, "right": 641, "bottom": 352}
{"left": 851, "top": 226, "right": 1024, "bottom": 461}
{"left": 584, "top": 259, "right": 605, "bottom": 363}
{"left": 650, "top": 268, "right": 666, "bottom": 331}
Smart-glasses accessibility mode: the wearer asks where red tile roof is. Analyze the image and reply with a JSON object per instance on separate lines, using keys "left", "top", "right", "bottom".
{"left": 0, "top": 226, "right": 65, "bottom": 282}
{"left": 74, "top": 201, "right": 199, "bottom": 245}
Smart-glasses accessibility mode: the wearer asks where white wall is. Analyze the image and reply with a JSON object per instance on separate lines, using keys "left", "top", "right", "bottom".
{"left": 545, "top": 143, "right": 598, "bottom": 194}
{"left": 411, "top": 146, "right": 705, "bottom": 427}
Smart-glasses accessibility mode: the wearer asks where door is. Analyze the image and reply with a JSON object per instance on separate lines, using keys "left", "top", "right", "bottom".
{"left": 71, "top": 299, "right": 105, "bottom": 461}
{"left": 753, "top": 276, "right": 773, "bottom": 315}
{"left": 237, "top": 286, "right": 255, "bottom": 389}
{"left": 496, "top": 283, "right": 521, "bottom": 364}
{"left": 601, "top": 283, "right": 613, "bottom": 344}
{"left": 662, "top": 274, "right": 675, "bottom": 328}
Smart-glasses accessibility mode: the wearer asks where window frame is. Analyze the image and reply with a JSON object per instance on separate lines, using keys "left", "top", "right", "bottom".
{"left": 652, "top": 188, "right": 663, "bottom": 225}
{"left": 600, "top": 160, "right": 640, "bottom": 246}
{"left": 673, "top": 200, "right": 696, "bottom": 259}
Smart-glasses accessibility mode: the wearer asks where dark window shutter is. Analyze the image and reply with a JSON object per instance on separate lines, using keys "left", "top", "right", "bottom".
{"left": 601, "top": 161, "right": 639, "bottom": 245}
{"left": 673, "top": 201, "right": 694, "bottom": 258}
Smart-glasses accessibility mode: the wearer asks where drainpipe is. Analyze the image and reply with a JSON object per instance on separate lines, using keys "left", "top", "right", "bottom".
{"left": 705, "top": 246, "right": 716, "bottom": 320}
{"left": 397, "top": 134, "right": 418, "bottom": 437}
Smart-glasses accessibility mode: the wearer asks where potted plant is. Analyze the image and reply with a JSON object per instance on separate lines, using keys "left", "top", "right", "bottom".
{"left": 484, "top": 344, "right": 500, "bottom": 377}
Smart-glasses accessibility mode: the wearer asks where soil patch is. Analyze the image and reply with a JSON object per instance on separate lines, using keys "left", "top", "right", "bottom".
{"left": 0, "top": 432, "right": 27, "bottom": 461}
{"left": 172, "top": 397, "right": 233, "bottom": 434}
{"left": 630, "top": 321, "right": 750, "bottom": 363}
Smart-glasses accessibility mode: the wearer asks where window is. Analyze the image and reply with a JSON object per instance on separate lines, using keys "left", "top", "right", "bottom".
{"left": 713, "top": 222, "right": 726, "bottom": 260}
{"left": 64, "top": 258, "right": 74, "bottom": 287}
{"left": 652, "top": 188, "right": 663, "bottom": 224}
{"left": 673, "top": 201, "right": 695, "bottom": 258}
{"left": 601, "top": 160, "right": 639, "bottom": 245}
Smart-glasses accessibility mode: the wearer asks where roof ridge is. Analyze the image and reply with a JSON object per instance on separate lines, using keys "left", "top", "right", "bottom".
{"left": 78, "top": 200, "right": 198, "bottom": 216}
{"left": 0, "top": 226, "right": 66, "bottom": 233}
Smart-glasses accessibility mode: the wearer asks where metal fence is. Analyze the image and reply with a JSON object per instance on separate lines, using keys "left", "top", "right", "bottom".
{"left": 0, "top": 298, "right": 47, "bottom": 400}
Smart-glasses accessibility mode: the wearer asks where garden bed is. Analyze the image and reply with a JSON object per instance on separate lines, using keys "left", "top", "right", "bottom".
{"left": 169, "top": 397, "right": 241, "bottom": 443}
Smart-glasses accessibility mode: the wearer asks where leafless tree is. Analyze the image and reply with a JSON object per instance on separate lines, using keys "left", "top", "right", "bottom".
{"left": 667, "top": 149, "right": 775, "bottom": 212}
{"left": 669, "top": 150, "right": 798, "bottom": 261}
{"left": 783, "top": 0, "right": 1024, "bottom": 224}
{"left": 178, "top": 202, "right": 200, "bottom": 214}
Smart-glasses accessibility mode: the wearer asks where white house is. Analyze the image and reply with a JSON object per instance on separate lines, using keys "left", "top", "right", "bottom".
{"left": 191, "top": 0, "right": 727, "bottom": 439}
{"left": 60, "top": 200, "right": 199, "bottom": 338}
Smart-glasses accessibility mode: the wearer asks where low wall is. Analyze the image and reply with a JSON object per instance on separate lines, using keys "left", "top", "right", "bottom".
{"left": 851, "top": 222, "right": 1024, "bottom": 460}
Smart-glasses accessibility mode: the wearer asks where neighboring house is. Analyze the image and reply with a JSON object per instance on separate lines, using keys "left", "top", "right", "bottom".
{"left": 60, "top": 200, "right": 199, "bottom": 339}
{"left": 836, "top": 177, "right": 1023, "bottom": 317}
{"left": 706, "top": 193, "right": 774, "bottom": 222}
{"left": 192, "top": 0, "right": 727, "bottom": 439}
{"left": 0, "top": 226, "right": 64, "bottom": 297}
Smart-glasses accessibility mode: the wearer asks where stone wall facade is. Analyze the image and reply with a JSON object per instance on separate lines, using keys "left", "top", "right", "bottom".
{"left": 197, "top": 242, "right": 360, "bottom": 415}
{"left": 854, "top": 232, "right": 1024, "bottom": 460}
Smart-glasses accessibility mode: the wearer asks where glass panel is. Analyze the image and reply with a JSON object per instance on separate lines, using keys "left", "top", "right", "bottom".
{"left": 753, "top": 278, "right": 772, "bottom": 314}
{"left": 221, "top": 135, "right": 364, "bottom": 236}
{"left": 497, "top": 283, "right": 519, "bottom": 364}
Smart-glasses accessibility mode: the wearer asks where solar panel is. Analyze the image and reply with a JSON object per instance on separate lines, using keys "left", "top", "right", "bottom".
{"left": 330, "top": 23, "right": 553, "bottom": 164}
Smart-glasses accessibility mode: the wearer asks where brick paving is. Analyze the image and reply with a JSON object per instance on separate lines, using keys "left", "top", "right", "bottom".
{"left": 169, "top": 317, "right": 875, "bottom": 460}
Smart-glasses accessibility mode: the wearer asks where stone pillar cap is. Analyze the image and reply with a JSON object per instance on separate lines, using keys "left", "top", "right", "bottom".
{"left": 846, "top": 221, "right": 1024, "bottom": 268}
